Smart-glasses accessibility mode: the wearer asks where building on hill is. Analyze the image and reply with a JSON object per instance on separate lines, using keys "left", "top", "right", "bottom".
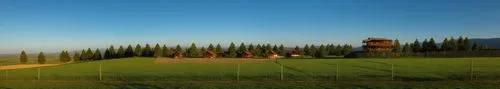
{"left": 204, "top": 51, "right": 217, "bottom": 59}
{"left": 173, "top": 51, "right": 184, "bottom": 59}
{"left": 291, "top": 48, "right": 301, "bottom": 58}
{"left": 267, "top": 50, "right": 279, "bottom": 59}
{"left": 242, "top": 50, "right": 253, "bottom": 58}
{"left": 362, "top": 37, "right": 394, "bottom": 52}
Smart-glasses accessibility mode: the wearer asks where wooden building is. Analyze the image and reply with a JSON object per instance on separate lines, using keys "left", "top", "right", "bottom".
{"left": 204, "top": 51, "right": 217, "bottom": 59}
{"left": 267, "top": 50, "right": 279, "bottom": 59}
{"left": 173, "top": 51, "right": 185, "bottom": 59}
{"left": 291, "top": 47, "right": 301, "bottom": 57}
{"left": 242, "top": 50, "right": 254, "bottom": 58}
{"left": 362, "top": 37, "right": 394, "bottom": 52}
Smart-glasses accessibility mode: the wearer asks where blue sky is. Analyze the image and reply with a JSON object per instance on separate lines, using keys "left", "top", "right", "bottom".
{"left": 1, "top": 0, "right": 500, "bottom": 54}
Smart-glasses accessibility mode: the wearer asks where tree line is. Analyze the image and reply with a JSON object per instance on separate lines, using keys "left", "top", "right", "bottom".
{"left": 19, "top": 42, "right": 354, "bottom": 63}
{"left": 392, "top": 36, "right": 490, "bottom": 53}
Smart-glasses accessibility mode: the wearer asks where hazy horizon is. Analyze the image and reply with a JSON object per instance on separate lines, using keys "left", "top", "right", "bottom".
{"left": 1, "top": 0, "right": 499, "bottom": 54}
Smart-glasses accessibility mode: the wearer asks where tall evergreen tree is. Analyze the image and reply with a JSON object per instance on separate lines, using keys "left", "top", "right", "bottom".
{"left": 175, "top": 44, "right": 182, "bottom": 51}
{"left": 108, "top": 45, "right": 116, "bottom": 59}
{"left": 79, "top": 50, "right": 86, "bottom": 62}
{"left": 329, "top": 44, "right": 336, "bottom": 55}
{"left": 227, "top": 42, "right": 237, "bottom": 58}
{"left": 335, "top": 44, "right": 342, "bottom": 56}
{"left": 215, "top": 44, "right": 222, "bottom": 53}
{"left": 142, "top": 44, "right": 154, "bottom": 57}
{"left": 162, "top": 45, "right": 171, "bottom": 57}
{"left": 73, "top": 52, "right": 80, "bottom": 62}
{"left": 449, "top": 37, "right": 458, "bottom": 51}
{"left": 154, "top": 44, "right": 163, "bottom": 58}
{"left": 85, "top": 48, "right": 93, "bottom": 61}
{"left": 278, "top": 44, "right": 285, "bottom": 56}
{"left": 248, "top": 44, "right": 254, "bottom": 51}
{"left": 464, "top": 37, "right": 470, "bottom": 51}
{"left": 116, "top": 46, "right": 125, "bottom": 58}
{"left": 458, "top": 36, "right": 466, "bottom": 51}
{"left": 208, "top": 44, "right": 215, "bottom": 51}
{"left": 441, "top": 38, "right": 449, "bottom": 51}
{"left": 124, "top": 45, "right": 135, "bottom": 57}
{"left": 38, "top": 52, "right": 46, "bottom": 64}
{"left": 272, "top": 45, "right": 278, "bottom": 52}
{"left": 20, "top": 51, "right": 28, "bottom": 64}
{"left": 93, "top": 49, "right": 102, "bottom": 61}
{"left": 237, "top": 43, "right": 247, "bottom": 57}
{"left": 254, "top": 44, "right": 262, "bottom": 57}
{"left": 104, "top": 49, "right": 112, "bottom": 59}
{"left": 341, "top": 44, "right": 352, "bottom": 55}
{"left": 471, "top": 43, "right": 478, "bottom": 51}
{"left": 303, "top": 44, "right": 310, "bottom": 56}
{"left": 135, "top": 44, "right": 142, "bottom": 57}
{"left": 428, "top": 38, "right": 438, "bottom": 51}
{"left": 316, "top": 44, "right": 326, "bottom": 58}
{"left": 59, "top": 50, "right": 71, "bottom": 62}
{"left": 422, "top": 39, "right": 429, "bottom": 52}
{"left": 187, "top": 43, "right": 202, "bottom": 57}
{"left": 392, "top": 39, "right": 402, "bottom": 53}
{"left": 309, "top": 45, "right": 317, "bottom": 56}
{"left": 402, "top": 43, "right": 412, "bottom": 53}
{"left": 412, "top": 39, "right": 421, "bottom": 52}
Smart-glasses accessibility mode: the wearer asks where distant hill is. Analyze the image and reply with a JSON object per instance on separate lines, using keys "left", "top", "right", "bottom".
{"left": 469, "top": 38, "right": 500, "bottom": 49}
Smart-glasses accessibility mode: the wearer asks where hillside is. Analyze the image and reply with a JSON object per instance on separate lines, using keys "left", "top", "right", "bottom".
{"left": 469, "top": 38, "right": 500, "bottom": 49}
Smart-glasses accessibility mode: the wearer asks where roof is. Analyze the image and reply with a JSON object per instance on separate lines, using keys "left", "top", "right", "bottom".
{"left": 205, "top": 51, "right": 216, "bottom": 55}
{"left": 243, "top": 50, "right": 253, "bottom": 55}
{"left": 268, "top": 50, "right": 277, "bottom": 55}
{"left": 363, "top": 37, "right": 393, "bottom": 42}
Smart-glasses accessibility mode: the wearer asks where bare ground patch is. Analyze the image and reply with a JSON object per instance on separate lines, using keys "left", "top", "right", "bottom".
{"left": 154, "top": 58, "right": 277, "bottom": 64}
{"left": 0, "top": 64, "right": 62, "bottom": 70}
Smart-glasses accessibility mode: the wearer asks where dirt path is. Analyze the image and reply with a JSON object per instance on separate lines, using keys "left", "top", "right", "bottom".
{"left": 0, "top": 64, "right": 62, "bottom": 70}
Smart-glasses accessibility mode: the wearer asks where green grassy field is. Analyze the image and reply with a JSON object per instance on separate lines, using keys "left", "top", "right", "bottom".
{"left": 1, "top": 57, "right": 500, "bottom": 88}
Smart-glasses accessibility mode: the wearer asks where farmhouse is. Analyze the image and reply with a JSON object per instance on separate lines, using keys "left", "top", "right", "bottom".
{"left": 242, "top": 50, "right": 253, "bottom": 58}
{"left": 362, "top": 37, "right": 394, "bottom": 52}
{"left": 173, "top": 51, "right": 185, "bottom": 59}
{"left": 291, "top": 48, "right": 301, "bottom": 57}
{"left": 204, "top": 51, "right": 217, "bottom": 58}
{"left": 267, "top": 50, "right": 279, "bottom": 59}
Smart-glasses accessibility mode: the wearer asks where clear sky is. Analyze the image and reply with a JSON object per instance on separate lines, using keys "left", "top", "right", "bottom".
{"left": 1, "top": 0, "right": 500, "bottom": 54}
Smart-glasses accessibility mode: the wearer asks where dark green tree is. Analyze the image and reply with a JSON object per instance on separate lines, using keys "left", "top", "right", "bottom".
{"left": 175, "top": 44, "right": 182, "bottom": 51}
{"left": 104, "top": 49, "right": 112, "bottom": 59}
{"left": 124, "top": 45, "right": 135, "bottom": 57}
{"left": 154, "top": 44, "right": 163, "bottom": 58}
{"left": 428, "top": 38, "right": 438, "bottom": 51}
{"left": 464, "top": 37, "right": 470, "bottom": 51}
{"left": 135, "top": 44, "right": 142, "bottom": 57}
{"left": 309, "top": 45, "right": 317, "bottom": 56}
{"left": 78, "top": 50, "right": 86, "bottom": 62}
{"left": 237, "top": 43, "right": 247, "bottom": 57}
{"left": 227, "top": 42, "right": 237, "bottom": 58}
{"left": 116, "top": 46, "right": 125, "bottom": 58}
{"left": 162, "top": 45, "right": 171, "bottom": 57}
{"left": 392, "top": 39, "right": 402, "bottom": 53}
{"left": 316, "top": 44, "right": 326, "bottom": 58}
{"left": 93, "top": 49, "right": 102, "bottom": 61}
{"left": 59, "top": 50, "right": 71, "bottom": 62}
{"left": 272, "top": 45, "right": 278, "bottom": 53}
{"left": 108, "top": 45, "right": 116, "bottom": 59}
{"left": 73, "top": 52, "right": 80, "bottom": 62}
{"left": 85, "top": 48, "right": 93, "bottom": 61}
{"left": 328, "top": 44, "right": 336, "bottom": 55}
{"left": 208, "top": 44, "right": 215, "bottom": 51}
{"left": 458, "top": 36, "right": 466, "bottom": 51}
{"left": 187, "top": 43, "right": 202, "bottom": 58}
{"left": 471, "top": 43, "right": 478, "bottom": 51}
{"left": 422, "top": 39, "right": 429, "bottom": 52}
{"left": 278, "top": 44, "right": 285, "bottom": 56}
{"left": 254, "top": 44, "right": 262, "bottom": 57}
{"left": 38, "top": 52, "right": 46, "bottom": 64}
{"left": 449, "top": 37, "right": 458, "bottom": 51}
{"left": 341, "top": 44, "right": 352, "bottom": 55}
{"left": 402, "top": 43, "right": 412, "bottom": 53}
{"left": 303, "top": 44, "right": 310, "bottom": 56}
{"left": 248, "top": 44, "right": 254, "bottom": 51}
{"left": 441, "top": 38, "right": 450, "bottom": 51}
{"left": 412, "top": 39, "right": 421, "bottom": 52}
{"left": 142, "top": 44, "right": 154, "bottom": 57}
{"left": 335, "top": 44, "right": 342, "bottom": 56}
{"left": 215, "top": 44, "right": 223, "bottom": 57}
{"left": 20, "top": 51, "right": 28, "bottom": 64}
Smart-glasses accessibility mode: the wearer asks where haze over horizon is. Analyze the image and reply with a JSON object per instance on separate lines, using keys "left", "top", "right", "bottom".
{"left": 1, "top": 0, "right": 500, "bottom": 54}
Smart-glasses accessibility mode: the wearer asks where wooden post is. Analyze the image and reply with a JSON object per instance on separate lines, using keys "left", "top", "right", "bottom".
{"left": 37, "top": 68, "right": 40, "bottom": 80}
{"left": 280, "top": 64, "right": 284, "bottom": 81}
{"left": 99, "top": 63, "right": 102, "bottom": 81}
{"left": 470, "top": 59, "right": 474, "bottom": 81}
{"left": 391, "top": 64, "right": 394, "bottom": 81}
{"left": 237, "top": 64, "right": 240, "bottom": 82}
{"left": 336, "top": 64, "right": 339, "bottom": 81}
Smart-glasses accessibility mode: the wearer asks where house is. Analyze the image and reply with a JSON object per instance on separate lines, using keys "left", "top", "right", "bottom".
{"left": 267, "top": 50, "right": 279, "bottom": 59}
{"left": 242, "top": 50, "right": 253, "bottom": 58}
{"left": 172, "top": 51, "right": 185, "bottom": 59}
{"left": 291, "top": 47, "right": 301, "bottom": 57}
{"left": 204, "top": 50, "right": 217, "bottom": 59}
{"left": 362, "top": 37, "right": 394, "bottom": 52}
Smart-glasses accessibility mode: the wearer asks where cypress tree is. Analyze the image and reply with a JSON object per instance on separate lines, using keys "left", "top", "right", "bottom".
{"left": 316, "top": 44, "right": 326, "bottom": 58}
{"left": 93, "top": 49, "right": 102, "bottom": 61}
{"left": 162, "top": 45, "right": 171, "bottom": 57}
{"left": 124, "top": 45, "right": 135, "bottom": 57}
{"left": 116, "top": 46, "right": 125, "bottom": 58}
{"left": 85, "top": 48, "right": 93, "bottom": 61}
{"left": 279, "top": 44, "right": 285, "bottom": 56}
{"left": 402, "top": 43, "right": 412, "bottom": 53}
{"left": 38, "top": 52, "right": 46, "bottom": 64}
{"left": 227, "top": 42, "right": 237, "bottom": 58}
{"left": 154, "top": 44, "right": 163, "bottom": 58}
{"left": 104, "top": 49, "right": 112, "bottom": 59}
{"left": 135, "top": 44, "right": 142, "bottom": 57}
{"left": 73, "top": 52, "right": 80, "bottom": 62}
{"left": 303, "top": 44, "right": 310, "bottom": 56}
{"left": 309, "top": 45, "right": 317, "bottom": 57}
{"left": 392, "top": 39, "right": 402, "bottom": 53}
{"left": 208, "top": 44, "right": 215, "bottom": 51}
{"left": 412, "top": 39, "right": 421, "bottom": 52}
{"left": 449, "top": 37, "right": 458, "bottom": 51}
{"left": 142, "top": 44, "right": 154, "bottom": 57}
{"left": 20, "top": 51, "right": 28, "bottom": 64}
{"left": 108, "top": 45, "right": 116, "bottom": 59}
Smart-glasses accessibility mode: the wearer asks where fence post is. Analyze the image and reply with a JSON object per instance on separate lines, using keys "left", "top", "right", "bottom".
{"left": 237, "top": 64, "right": 240, "bottom": 82}
{"left": 336, "top": 64, "right": 339, "bottom": 81}
{"left": 470, "top": 59, "right": 474, "bottom": 81}
{"left": 391, "top": 64, "right": 394, "bottom": 81}
{"left": 37, "top": 68, "right": 40, "bottom": 80}
{"left": 99, "top": 63, "right": 102, "bottom": 81}
{"left": 280, "top": 64, "right": 284, "bottom": 81}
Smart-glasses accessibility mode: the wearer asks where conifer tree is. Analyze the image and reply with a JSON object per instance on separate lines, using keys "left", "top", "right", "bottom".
{"left": 254, "top": 44, "right": 262, "bottom": 57}
{"left": 208, "top": 44, "right": 215, "bottom": 51}
{"left": 272, "top": 45, "right": 278, "bottom": 52}
{"left": 124, "top": 45, "right": 135, "bottom": 57}
{"left": 162, "top": 45, "right": 171, "bottom": 57}
{"left": 187, "top": 43, "right": 202, "bottom": 57}
{"left": 215, "top": 44, "right": 222, "bottom": 53}
{"left": 392, "top": 39, "right": 402, "bottom": 53}
{"left": 309, "top": 45, "right": 317, "bottom": 56}
{"left": 116, "top": 46, "right": 125, "bottom": 58}
{"left": 93, "top": 49, "right": 102, "bottom": 61}
{"left": 341, "top": 44, "right": 352, "bottom": 55}
{"left": 79, "top": 50, "right": 86, "bottom": 62}
{"left": 142, "top": 44, "right": 154, "bottom": 57}
{"left": 335, "top": 44, "right": 342, "bottom": 56}
{"left": 20, "top": 51, "right": 28, "bottom": 64}
{"left": 412, "top": 39, "right": 421, "bottom": 52}
{"left": 85, "top": 48, "right": 93, "bottom": 61}
{"left": 458, "top": 36, "right": 466, "bottom": 51}
{"left": 422, "top": 39, "right": 429, "bottom": 52}
{"left": 471, "top": 43, "right": 478, "bottom": 51}
{"left": 201, "top": 46, "right": 206, "bottom": 52}
{"left": 441, "top": 38, "right": 449, "bottom": 51}
{"left": 175, "top": 44, "right": 182, "bottom": 51}
{"left": 73, "top": 52, "right": 80, "bottom": 62}
{"left": 316, "top": 44, "right": 326, "bottom": 58}
{"left": 104, "top": 49, "right": 112, "bottom": 59}
{"left": 428, "top": 38, "right": 438, "bottom": 51}
{"left": 279, "top": 44, "right": 285, "bottom": 56}
{"left": 303, "top": 44, "right": 310, "bottom": 56}
{"left": 248, "top": 44, "right": 254, "bottom": 51}
{"left": 449, "top": 37, "right": 458, "bottom": 51}
{"left": 135, "top": 44, "right": 142, "bottom": 57}
{"left": 227, "top": 42, "right": 237, "bottom": 58}
{"left": 329, "top": 44, "right": 336, "bottom": 55}
{"left": 464, "top": 37, "right": 470, "bottom": 51}
{"left": 59, "top": 50, "right": 71, "bottom": 62}
{"left": 154, "top": 44, "right": 163, "bottom": 58}
{"left": 38, "top": 52, "right": 46, "bottom": 64}
{"left": 108, "top": 45, "right": 116, "bottom": 59}
{"left": 402, "top": 43, "right": 412, "bottom": 53}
